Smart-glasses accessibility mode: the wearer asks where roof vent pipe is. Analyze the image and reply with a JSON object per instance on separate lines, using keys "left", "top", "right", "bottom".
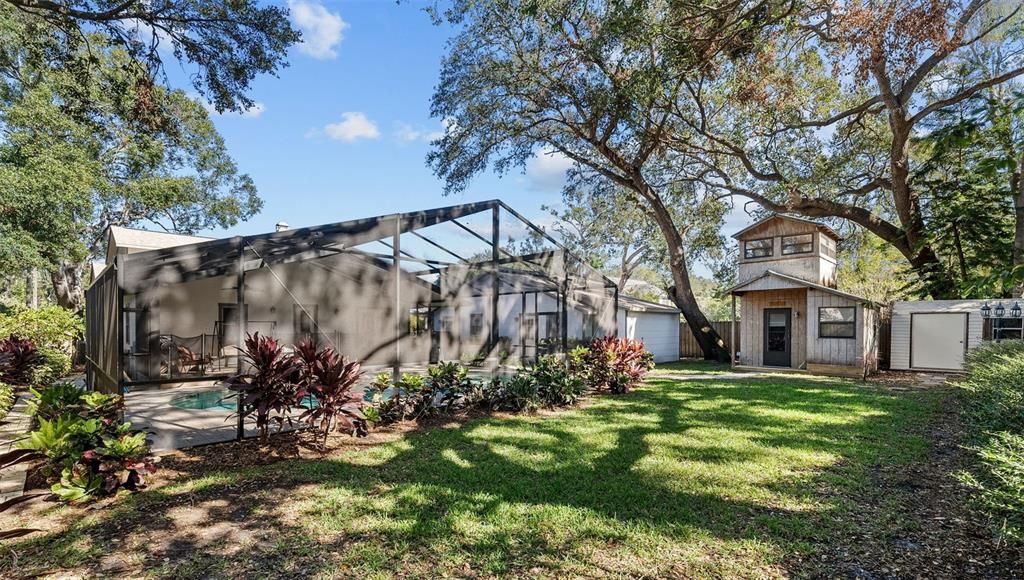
{"left": 275, "top": 221, "right": 289, "bottom": 232}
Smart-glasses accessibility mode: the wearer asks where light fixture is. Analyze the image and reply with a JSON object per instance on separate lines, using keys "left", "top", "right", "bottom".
{"left": 995, "top": 302, "right": 1006, "bottom": 318}
{"left": 1012, "top": 302, "right": 1022, "bottom": 318}
{"left": 981, "top": 302, "right": 992, "bottom": 318}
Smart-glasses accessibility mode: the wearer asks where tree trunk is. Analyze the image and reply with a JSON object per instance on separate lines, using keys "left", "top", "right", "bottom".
{"left": 635, "top": 182, "right": 729, "bottom": 361}
{"left": 50, "top": 262, "right": 85, "bottom": 312}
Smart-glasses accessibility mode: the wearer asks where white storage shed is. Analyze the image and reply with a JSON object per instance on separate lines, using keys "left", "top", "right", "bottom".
{"left": 890, "top": 300, "right": 988, "bottom": 372}
{"left": 616, "top": 295, "right": 681, "bottom": 363}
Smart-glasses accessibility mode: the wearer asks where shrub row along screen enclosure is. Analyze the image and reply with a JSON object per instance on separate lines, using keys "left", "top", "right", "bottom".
{"left": 86, "top": 200, "right": 619, "bottom": 393}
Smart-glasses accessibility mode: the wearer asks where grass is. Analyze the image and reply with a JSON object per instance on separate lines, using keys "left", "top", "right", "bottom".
{"left": 3, "top": 365, "right": 943, "bottom": 578}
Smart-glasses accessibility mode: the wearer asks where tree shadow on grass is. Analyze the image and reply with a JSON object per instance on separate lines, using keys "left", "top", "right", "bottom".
{"left": 1, "top": 375, "right": 938, "bottom": 578}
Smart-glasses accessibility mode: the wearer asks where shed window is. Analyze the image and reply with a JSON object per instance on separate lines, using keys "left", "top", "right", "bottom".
{"left": 782, "top": 234, "right": 813, "bottom": 255}
{"left": 744, "top": 238, "right": 773, "bottom": 259}
{"left": 819, "top": 307, "right": 855, "bottom": 338}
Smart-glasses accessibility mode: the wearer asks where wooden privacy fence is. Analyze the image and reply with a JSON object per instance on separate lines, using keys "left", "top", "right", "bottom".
{"left": 680, "top": 321, "right": 738, "bottom": 358}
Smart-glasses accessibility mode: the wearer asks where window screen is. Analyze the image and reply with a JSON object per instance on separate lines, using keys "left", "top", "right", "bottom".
{"left": 744, "top": 238, "right": 773, "bottom": 258}
{"left": 819, "top": 307, "right": 855, "bottom": 338}
{"left": 782, "top": 234, "right": 813, "bottom": 255}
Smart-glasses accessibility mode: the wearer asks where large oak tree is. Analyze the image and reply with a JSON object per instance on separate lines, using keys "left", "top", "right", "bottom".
{"left": 676, "top": 0, "right": 1024, "bottom": 298}
{"left": 428, "top": 0, "right": 783, "bottom": 359}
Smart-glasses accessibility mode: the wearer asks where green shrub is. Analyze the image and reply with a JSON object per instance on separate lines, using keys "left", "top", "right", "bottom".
{"left": 19, "top": 388, "right": 157, "bottom": 503}
{"left": 530, "top": 355, "right": 585, "bottom": 407}
{"left": 956, "top": 341, "right": 1024, "bottom": 542}
{"left": 0, "top": 382, "right": 13, "bottom": 422}
{"left": 26, "top": 381, "right": 82, "bottom": 424}
{"left": 959, "top": 432, "right": 1024, "bottom": 543}
{"left": 493, "top": 372, "right": 541, "bottom": 413}
{"left": 0, "top": 306, "right": 82, "bottom": 383}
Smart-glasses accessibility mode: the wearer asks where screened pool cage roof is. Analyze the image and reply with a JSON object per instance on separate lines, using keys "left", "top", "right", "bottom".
{"left": 114, "top": 199, "right": 616, "bottom": 296}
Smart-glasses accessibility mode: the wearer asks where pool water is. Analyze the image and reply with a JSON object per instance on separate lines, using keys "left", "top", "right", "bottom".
{"left": 170, "top": 388, "right": 321, "bottom": 412}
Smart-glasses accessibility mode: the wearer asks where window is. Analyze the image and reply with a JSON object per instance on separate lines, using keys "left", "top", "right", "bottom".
{"left": 409, "top": 307, "right": 429, "bottom": 336}
{"left": 993, "top": 317, "right": 1024, "bottom": 341}
{"left": 744, "top": 238, "right": 773, "bottom": 259}
{"left": 819, "top": 307, "right": 856, "bottom": 338}
{"left": 294, "top": 305, "right": 318, "bottom": 339}
{"left": 470, "top": 313, "right": 484, "bottom": 337}
{"left": 782, "top": 234, "right": 813, "bottom": 255}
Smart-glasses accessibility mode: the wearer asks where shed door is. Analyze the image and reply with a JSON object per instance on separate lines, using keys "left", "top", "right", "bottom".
{"left": 911, "top": 313, "right": 967, "bottom": 370}
{"left": 763, "top": 308, "right": 792, "bottom": 367}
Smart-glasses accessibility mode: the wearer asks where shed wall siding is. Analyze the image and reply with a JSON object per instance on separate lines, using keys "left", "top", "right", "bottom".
{"left": 806, "top": 290, "right": 862, "bottom": 366}
{"left": 739, "top": 288, "right": 807, "bottom": 368}
{"left": 890, "top": 300, "right": 987, "bottom": 371}
{"left": 624, "top": 311, "right": 680, "bottom": 363}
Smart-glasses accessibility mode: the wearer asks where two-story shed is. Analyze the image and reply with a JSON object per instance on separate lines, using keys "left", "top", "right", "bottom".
{"left": 727, "top": 215, "right": 880, "bottom": 377}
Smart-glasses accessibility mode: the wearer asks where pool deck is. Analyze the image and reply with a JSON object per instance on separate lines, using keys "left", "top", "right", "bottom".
{"left": 125, "top": 364, "right": 520, "bottom": 452}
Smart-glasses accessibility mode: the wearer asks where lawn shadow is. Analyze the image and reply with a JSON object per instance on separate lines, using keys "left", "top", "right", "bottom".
{"left": 2, "top": 373, "right": 939, "bottom": 578}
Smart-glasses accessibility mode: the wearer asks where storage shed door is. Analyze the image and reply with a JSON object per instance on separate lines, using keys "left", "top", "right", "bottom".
{"left": 911, "top": 313, "right": 967, "bottom": 370}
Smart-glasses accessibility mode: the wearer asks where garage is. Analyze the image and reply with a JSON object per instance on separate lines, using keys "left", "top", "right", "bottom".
{"left": 616, "top": 295, "right": 680, "bottom": 363}
{"left": 890, "top": 300, "right": 987, "bottom": 372}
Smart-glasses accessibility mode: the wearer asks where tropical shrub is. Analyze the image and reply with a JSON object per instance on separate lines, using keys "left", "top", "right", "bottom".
{"left": 566, "top": 345, "right": 592, "bottom": 385}
{"left": 493, "top": 372, "right": 541, "bottom": 412}
{"left": 531, "top": 355, "right": 585, "bottom": 407}
{"left": 26, "top": 382, "right": 82, "bottom": 424}
{"left": 427, "top": 361, "right": 476, "bottom": 411}
{"left": 585, "top": 337, "right": 655, "bottom": 394}
{"left": 957, "top": 341, "right": 1024, "bottom": 542}
{"left": 0, "top": 335, "right": 43, "bottom": 386}
{"left": 0, "top": 306, "right": 82, "bottom": 383}
{"left": 225, "top": 332, "right": 300, "bottom": 442}
{"left": 19, "top": 390, "right": 157, "bottom": 503}
{"left": 0, "top": 382, "right": 13, "bottom": 422}
{"left": 293, "top": 339, "right": 367, "bottom": 443}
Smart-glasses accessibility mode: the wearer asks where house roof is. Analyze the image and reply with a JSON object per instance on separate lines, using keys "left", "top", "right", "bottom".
{"left": 618, "top": 294, "right": 681, "bottom": 314}
{"left": 731, "top": 214, "right": 841, "bottom": 241}
{"left": 108, "top": 226, "right": 214, "bottom": 252}
{"left": 726, "top": 269, "right": 873, "bottom": 304}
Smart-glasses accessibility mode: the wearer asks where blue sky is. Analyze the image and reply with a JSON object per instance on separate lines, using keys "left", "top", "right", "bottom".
{"left": 175, "top": 0, "right": 750, "bottom": 277}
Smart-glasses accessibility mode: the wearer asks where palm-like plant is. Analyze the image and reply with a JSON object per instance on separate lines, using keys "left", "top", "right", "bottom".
{"left": 294, "top": 339, "right": 366, "bottom": 446}
{"left": 0, "top": 335, "right": 44, "bottom": 386}
{"left": 225, "top": 332, "right": 300, "bottom": 442}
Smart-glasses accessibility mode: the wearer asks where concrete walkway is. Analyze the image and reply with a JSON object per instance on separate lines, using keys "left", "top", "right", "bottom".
{"left": 0, "top": 392, "right": 32, "bottom": 502}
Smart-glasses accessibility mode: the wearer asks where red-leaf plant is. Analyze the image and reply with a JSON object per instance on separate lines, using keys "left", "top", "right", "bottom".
{"left": 0, "top": 335, "right": 44, "bottom": 386}
{"left": 585, "top": 337, "right": 655, "bottom": 394}
{"left": 225, "top": 333, "right": 301, "bottom": 442}
{"left": 293, "top": 338, "right": 367, "bottom": 446}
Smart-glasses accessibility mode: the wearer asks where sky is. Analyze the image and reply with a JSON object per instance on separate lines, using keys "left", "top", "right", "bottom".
{"left": 172, "top": 0, "right": 753, "bottom": 278}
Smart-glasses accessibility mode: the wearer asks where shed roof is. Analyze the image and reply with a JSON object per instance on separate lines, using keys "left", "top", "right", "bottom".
{"left": 727, "top": 269, "right": 873, "bottom": 304}
{"left": 618, "top": 294, "right": 681, "bottom": 314}
{"left": 732, "top": 214, "right": 841, "bottom": 241}
{"left": 108, "top": 226, "right": 214, "bottom": 252}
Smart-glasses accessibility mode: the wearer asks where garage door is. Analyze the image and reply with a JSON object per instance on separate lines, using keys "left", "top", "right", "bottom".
{"left": 911, "top": 313, "right": 967, "bottom": 370}
{"left": 630, "top": 312, "right": 680, "bottom": 363}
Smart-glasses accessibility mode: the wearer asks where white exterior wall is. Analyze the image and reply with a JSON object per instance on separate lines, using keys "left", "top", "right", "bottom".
{"left": 617, "top": 310, "right": 680, "bottom": 363}
{"left": 890, "top": 300, "right": 987, "bottom": 371}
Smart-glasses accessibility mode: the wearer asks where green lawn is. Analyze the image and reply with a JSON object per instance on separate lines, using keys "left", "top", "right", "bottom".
{"left": 3, "top": 369, "right": 942, "bottom": 578}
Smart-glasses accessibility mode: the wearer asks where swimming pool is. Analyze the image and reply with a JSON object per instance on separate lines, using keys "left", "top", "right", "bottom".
{"left": 169, "top": 388, "right": 321, "bottom": 412}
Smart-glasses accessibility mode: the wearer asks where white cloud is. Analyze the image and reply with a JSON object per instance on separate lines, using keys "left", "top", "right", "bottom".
{"left": 525, "top": 148, "right": 574, "bottom": 191}
{"left": 289, "top": 0, "right": 348, "bottom": 60}
{"left": 239, "top": 102, "right": 266, "bottom": 118}
{"left": 393, "top": 118, "right": 452, "bottom": 144}
{"left": 321, "top": 112, "right": 380, "bottom": 142}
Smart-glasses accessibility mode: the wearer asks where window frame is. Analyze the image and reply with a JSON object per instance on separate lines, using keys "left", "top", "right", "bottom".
{"left": 818, "top": 306, "right": 856, "bottom": 339}
{"left": 781, "top": 233, "right": 814, "bottom": 256}
{"left": 743, "top": 237, "right": 774, "bottom": 259}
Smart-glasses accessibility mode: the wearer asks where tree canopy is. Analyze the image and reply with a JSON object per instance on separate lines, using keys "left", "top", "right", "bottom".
{"left": 0, "top": 6, "right": 262, "bottom": 309}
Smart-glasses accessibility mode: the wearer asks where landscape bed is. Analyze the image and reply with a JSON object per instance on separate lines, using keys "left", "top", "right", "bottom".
{"left": 1, "top": 364, "right": 1021, "bottom": 578}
